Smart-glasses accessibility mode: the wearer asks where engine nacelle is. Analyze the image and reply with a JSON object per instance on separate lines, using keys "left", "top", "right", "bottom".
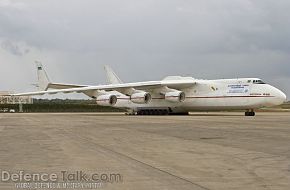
{"left": 131, "top": 92, "right": 152, "bottom": 104}
{"left": 96, "top": 94, "right": 117, "bottom": 106}
{"left": 165, "top": 91, "right": 186, "bottom": 102}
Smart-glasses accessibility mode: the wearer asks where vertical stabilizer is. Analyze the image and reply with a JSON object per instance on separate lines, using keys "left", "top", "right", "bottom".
{"left": 35, "top": 61, "right": 50, "bottom": 91}
{"left": 104, "top": 65, "right": 123, "bottom": 84}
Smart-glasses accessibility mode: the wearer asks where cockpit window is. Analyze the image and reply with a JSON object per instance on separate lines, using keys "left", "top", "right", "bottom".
{"left": 253, "top": 80, "right": 266, "bottom": 84}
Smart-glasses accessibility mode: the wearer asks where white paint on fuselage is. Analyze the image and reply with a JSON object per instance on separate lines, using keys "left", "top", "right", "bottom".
{"left": 112, "top": 78, "right": 287, "bottom": 113}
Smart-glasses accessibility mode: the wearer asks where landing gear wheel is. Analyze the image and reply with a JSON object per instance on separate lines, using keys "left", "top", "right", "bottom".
{"left": 137, "top": 110, "right": 144, "bottom": 115}
{"left": 245, "top": 110, "right": 255, "bottom": 116}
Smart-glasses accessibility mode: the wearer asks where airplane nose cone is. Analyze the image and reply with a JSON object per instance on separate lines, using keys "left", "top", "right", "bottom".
{"left": 263, "top": 85, "right": 287, "bottom": 107}
{"left": 280, "top": 91, "right": 287, "bottom": 103}
{"left": 275, "top": 89, "right": 287, "bottom": 105}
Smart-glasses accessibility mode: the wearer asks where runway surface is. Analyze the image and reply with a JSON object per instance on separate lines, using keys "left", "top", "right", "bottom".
{"left": 0, "top": 112, "right": 289, "bottom": 190}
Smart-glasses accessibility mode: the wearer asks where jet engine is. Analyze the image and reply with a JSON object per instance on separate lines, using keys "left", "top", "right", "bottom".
{"left": 96, "top": 94, "right": 117, "bottom": 106}
{"left": 131, "top": 92, "right": 152, "bottom": 104}
{"left": 165, "top": 91, "right": 186, "bottom": 102}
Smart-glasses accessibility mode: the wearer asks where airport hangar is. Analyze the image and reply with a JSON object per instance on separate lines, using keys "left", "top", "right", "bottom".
{"left": 0, "top": 91, "right": 33, "bottom": 105}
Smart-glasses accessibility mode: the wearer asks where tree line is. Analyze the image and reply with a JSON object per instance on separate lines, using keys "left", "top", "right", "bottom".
{"left": 0, "top": 99, "right": 123, "bottom": 112}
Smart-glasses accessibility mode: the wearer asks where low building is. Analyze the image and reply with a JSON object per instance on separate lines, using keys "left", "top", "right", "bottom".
{"left": 0, "top": 91, "right": 33, "bottom": 104}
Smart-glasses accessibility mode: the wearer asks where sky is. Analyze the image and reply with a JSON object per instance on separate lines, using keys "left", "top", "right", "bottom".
{"left": 0, "top": 0, "right": 289, "bottom": 99}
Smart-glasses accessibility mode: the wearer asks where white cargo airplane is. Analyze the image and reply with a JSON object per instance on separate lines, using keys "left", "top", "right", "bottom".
{"left": 12, "top": 62, "right": 287, "bottom": 116}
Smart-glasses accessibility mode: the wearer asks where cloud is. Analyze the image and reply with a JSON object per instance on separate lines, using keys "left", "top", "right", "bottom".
{"left": 1, "top": 39, "right": 30, "bottom": 56}
{"left": 0, "top": 0, "right": 289, "bottom": 98}
{"left": 0, "top": 0, "right": 26, "bottom": 9}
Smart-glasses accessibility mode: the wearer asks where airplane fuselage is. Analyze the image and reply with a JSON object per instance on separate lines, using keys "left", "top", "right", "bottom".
{"left": 111, "top": 77, "right": 286, "bottom": 114}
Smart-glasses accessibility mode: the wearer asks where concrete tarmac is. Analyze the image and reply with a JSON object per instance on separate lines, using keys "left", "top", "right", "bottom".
{"left": 0, "top": 112, "right": 289, "bottom": 190}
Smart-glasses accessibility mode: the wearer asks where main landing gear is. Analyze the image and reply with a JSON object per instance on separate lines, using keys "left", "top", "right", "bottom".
{"left": 245, "top": 109, "right": 255, "bottom": 116}
{"left": 129, "top": 108, "right": 189, "bottom": 115}
{"left": 137, "top": 109, "right": 169, "bottom": 115}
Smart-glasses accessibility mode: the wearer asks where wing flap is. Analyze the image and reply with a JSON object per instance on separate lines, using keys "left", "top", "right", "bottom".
{"left": 48, "top": 83, "right": 88, "bottom": 89}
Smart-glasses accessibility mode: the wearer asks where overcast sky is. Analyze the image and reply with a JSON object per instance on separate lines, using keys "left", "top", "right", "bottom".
{"left": 0, "top": 0, "right": 289, "bottom": 99}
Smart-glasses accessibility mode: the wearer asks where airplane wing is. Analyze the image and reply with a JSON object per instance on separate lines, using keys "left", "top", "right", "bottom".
{"left": 11, "top": 80, "right": 197, "bottom": 97}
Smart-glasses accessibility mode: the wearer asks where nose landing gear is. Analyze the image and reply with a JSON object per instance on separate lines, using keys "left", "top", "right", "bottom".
{"left": 245, "top": 109, "right": 255, "bottom": 116}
